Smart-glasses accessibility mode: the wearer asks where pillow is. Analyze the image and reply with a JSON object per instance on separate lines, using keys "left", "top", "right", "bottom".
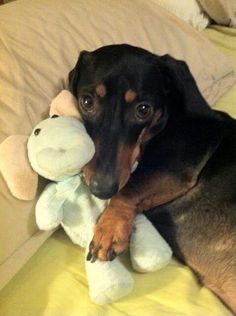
{"left": 0, "top": 0, "right": 235, "bottom": 290}
{"left": 198, "top": 0, "right": 236, "bottom": 27}
{"left": 150, "top": 0, "right": 210, "bottom": 30}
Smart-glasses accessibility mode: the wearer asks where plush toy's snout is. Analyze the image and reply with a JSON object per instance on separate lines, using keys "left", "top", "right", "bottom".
{"left": 27, "top": 117, "right": 95, "bottom": 182}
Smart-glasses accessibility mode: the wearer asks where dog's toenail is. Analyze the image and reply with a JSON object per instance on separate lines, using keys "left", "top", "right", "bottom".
{"left": 86, "top": 251, "right": 93, "bottom": 261}
{"left": 91, "top": 254, "right": 97, "bottom": 263}
{"left": 107, "top": 249, "right": 117, "bottom": 261}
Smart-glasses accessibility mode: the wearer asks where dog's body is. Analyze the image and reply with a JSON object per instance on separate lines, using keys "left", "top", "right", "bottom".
{"left": 69, "top": 44, "right": 236, "bottom": 313}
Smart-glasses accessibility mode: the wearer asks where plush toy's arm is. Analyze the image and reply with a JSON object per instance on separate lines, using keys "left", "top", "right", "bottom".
{"left": 130, "top": 214, "right": 172, "bottom": 273}
{"left": 85, "top": 234, "right": 134, "bottom": 305}
{"left": 35, "top": 182, "right": 64, "bottom": 230}
{"left": 59, "top": 183, "right": 134, "bottom": 305}
{"left": 0, "top": 135, "right": 38, "bottom": 200}
{"left": 85, "top": 220, "right": 134, "bottom": 304}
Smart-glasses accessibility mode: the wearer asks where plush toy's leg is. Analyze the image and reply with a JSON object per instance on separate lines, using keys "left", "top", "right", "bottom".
{"left": 85, "top": 230, "right": 134, "bottom": 305}
{"left": 130, "top": 214, "right": 172, "bottom": 273}
{"left": 35, "top": 182, "right": 64, "bottom": 230}
{"left": 56, "top": 189, "right": 133, "bottom": 305}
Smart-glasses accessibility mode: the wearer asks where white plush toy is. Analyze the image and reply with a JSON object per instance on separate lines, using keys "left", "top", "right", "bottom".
{"left": 0, "top": 90, "right": 172, "bottom": 305}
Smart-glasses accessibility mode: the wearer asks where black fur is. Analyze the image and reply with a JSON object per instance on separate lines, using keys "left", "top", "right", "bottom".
{"left": 69, "top": 44, "right": 236, "bottom": 313}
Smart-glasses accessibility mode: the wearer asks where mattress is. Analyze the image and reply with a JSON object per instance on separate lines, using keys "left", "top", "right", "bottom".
{"left": 0, "top": 17, "right": 235, "bottom": 316}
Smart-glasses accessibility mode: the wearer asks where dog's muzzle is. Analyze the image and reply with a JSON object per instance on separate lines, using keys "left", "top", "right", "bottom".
{"left": 89, "top": 172, "right": 119, "bottom": 200}
{"left": 89, "top": 161, "right": 138, "bottom": 199}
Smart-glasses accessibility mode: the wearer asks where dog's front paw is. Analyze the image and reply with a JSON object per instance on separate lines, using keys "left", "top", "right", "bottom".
{"left": 87, "top": 207, "right": 133, "bottom": 262}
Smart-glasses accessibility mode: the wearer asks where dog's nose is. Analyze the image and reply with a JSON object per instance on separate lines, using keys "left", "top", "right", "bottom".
{"left": 89, "top": 174, "right": 119, "bottom": 199}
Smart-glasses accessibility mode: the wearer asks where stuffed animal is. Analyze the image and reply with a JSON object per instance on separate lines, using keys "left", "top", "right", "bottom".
{"left": 0, "top": 90, "right": 172, "bottom": 305}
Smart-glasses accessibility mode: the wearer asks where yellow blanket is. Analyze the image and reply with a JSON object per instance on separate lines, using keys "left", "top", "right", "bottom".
{"left": 0, "top": 231, "right": 231, "bottom": 316}
{"left": 0, "top": 230, "right": 232, "bottom": 316}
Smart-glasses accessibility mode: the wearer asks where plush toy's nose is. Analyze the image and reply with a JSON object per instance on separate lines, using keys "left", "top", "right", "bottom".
{"left": 89, "top": 173, "right": 118, "bottom": 200}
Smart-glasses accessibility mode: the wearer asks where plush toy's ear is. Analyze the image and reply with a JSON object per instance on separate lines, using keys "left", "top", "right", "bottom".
{"left": 49, "top": 90, "right": 81, "bottom": 119}
{"left": 0, "top": 135, "right": 38, "bottom": 200}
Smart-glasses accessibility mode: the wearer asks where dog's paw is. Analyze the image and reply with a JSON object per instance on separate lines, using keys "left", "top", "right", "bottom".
{"left": 87, "top": 209, "right": 133, "bottom": 262}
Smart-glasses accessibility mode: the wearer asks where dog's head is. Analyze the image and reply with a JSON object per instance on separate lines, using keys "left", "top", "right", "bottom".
{"left": 69, "top": 44, "right": 211, "bottom": 199}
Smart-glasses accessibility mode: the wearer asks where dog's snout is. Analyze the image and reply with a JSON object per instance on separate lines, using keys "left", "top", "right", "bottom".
{"left": 89, "top": 173, "right": 118, "bottom": 199}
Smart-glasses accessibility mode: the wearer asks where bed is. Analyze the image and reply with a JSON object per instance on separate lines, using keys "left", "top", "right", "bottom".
{"left": 0, "top": 1, "right": 236, "bottom": 315}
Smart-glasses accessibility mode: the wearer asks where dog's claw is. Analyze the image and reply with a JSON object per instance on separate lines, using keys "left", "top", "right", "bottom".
{"left": 89, "top": 241, "right": 94, "bottom": 251}
{"left": 90, "top": 254, "right": 97, "bottom": 263}
{"left": 86, "top": 251, "right": 93, "bottom": 261}
{"left": 86, "top": 250, "right": 97, "bottom": 263}
{"left": 86, "top": 241, "right": 94, "bottom": 261}
{"left": 107, "top": 248, "right": 117, "bottom": 261}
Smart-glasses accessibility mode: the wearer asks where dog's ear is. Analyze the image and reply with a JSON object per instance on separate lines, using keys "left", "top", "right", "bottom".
{"left": 158, "top": 54, "right": 216, "bottom": 119}
{"left": 68, "top": 50, "right": 91, "bottom": 97}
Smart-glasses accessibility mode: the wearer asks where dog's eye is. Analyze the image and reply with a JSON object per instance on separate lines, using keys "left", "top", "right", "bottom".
{"left": 79, "top": 95, "right": 94, "bottom": 112}
{"left": 135, "top": 103, "right": 153, "bottom": 121}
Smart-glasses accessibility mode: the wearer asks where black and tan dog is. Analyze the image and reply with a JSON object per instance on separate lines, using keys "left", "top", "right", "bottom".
{"left": 69, "top": 44, "right": 236, "bottom": 314}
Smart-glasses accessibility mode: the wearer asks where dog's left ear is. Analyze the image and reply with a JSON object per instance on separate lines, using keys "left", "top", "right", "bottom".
{"left": 68, "top": 50, "right": 91, "bottom": 97}
{"left": 158, "top": 54, "right": 216, "bottom": 119}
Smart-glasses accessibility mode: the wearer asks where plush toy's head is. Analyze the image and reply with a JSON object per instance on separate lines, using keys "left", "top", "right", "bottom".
{"left": 0, "top": 90, "right": 94, "bottom": 200}
{"left": 27, "top": 116, "right": 95, "bottom": 181}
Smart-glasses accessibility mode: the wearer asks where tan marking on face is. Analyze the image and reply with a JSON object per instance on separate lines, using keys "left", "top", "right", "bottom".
{"left": 95, "top": 84, "right": 106, "bottom": 98}
{"left": 136, "top": 109, "right": 163, "bottom": 144}
{"left": 116, "top": 142, "right": 142, "bottom": 190}
{"left": 83, "top": 140, "right": 99, "bottom": 185}
{"left": 124, "top": 89, "right": 137, "bottom": 103}
{"left": 150, "top": 109, "right": 162, "bottom": 128}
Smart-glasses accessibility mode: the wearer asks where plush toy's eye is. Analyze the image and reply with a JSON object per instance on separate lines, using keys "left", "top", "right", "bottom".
{"left": 51, "top": 114, "right": 59, "bottom": 118}
{"left": 34, "top": 128, "right": 41, "bottom": 136}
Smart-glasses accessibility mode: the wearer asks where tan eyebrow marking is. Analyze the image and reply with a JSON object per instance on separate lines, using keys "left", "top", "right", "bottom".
{"left": 95, "top": 84, "right": 106, "bottom": 98}
{"left": 124, "top": 89, "right": 137, "bottom": 103}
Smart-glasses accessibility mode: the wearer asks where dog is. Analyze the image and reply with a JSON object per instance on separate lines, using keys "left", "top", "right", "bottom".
{"left": 69, "top": 44, "right": 236, "bottom": 314}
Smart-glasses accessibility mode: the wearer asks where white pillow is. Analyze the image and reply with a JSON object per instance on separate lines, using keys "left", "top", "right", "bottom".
{"left": 198, "top": 0, "right": 236, "bottom": 27}
{"left": 151, "top": 0, "right": 210, "bottom": 30}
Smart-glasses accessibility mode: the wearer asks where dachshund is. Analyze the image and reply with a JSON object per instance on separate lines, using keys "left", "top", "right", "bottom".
{"left": 69, "top": 44, "right": 236, "bottom": 314}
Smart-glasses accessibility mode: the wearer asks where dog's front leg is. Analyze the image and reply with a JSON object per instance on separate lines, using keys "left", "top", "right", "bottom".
{"left": 87, "top": 170, "right": 198, "bottom": 262}
{"left": 87, "top": 196, "right": 137, "bottom": 262}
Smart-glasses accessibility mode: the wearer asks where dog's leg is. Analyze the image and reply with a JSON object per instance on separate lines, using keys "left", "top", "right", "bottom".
{"left": 205, "top": 280, "right": 236, "bottom": 315}
{"left": 87, "top": 198, "right": 137, "bottom": 261}
{"left": 196, "top": 255, "right": 236, "bottom": 315}
{"left": 88, "top": 170, "right": 197, "bottom": 261}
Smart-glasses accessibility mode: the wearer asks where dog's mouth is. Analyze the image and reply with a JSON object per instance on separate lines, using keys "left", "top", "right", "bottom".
{"left": 84, "top": 160, "right": 138, "bottom": 200}
{"left": 83, "top": 141, "right": 141, "bottom": 199}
